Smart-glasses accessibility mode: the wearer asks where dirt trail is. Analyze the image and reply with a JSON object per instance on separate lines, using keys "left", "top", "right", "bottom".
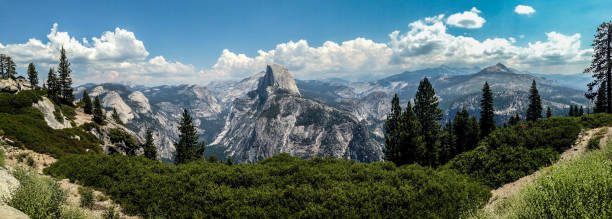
{"left": 482, "top": 126, "right": 612, "bottom": 216}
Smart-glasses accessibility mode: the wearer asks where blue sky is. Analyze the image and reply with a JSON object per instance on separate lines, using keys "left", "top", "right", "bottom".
{"left": 0, "top": 0, "right": 610, "bottom": 85}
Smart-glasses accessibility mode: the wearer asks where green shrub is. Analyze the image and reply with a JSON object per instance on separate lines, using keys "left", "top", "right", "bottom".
{"left": 9, "top": 167, "right": 66, "bottom": 218}
{"left": 17, "top": 152, "right": 28, "bottom": 162}
{"left": 588, "top": 136, "right": 603, "bottom": 150}
{"left": 60, "top": 205, "right": 89, "bottom": 219}
{"left": 102, "top": 206, "right": 121, "bottom": 219}
{"left": 26, "top": 156, "right": 35, "bottom": 167}
{"left": 109, "top": 128, "right": 139, "bottom": 155}
{"left": 494, "top": 140, "right": 612, "bottom": 218}
{"left": 444, "top": 144, "right": 558, "bottom": 188}
{"left": 0, "top": 90, "right": 44, "bottom": 114}
{"left": 0, "top": 108, "right": 101, "bottom": 158}
{"left": 53, "top": 104, "right": 65, "bottom": 123}
{"left": 60, "top": 104, "right": 76, "bottom": 120}
{"left": 0, "top": 148, "right": 5, "bottom": 167}
{"left": 79, "top": 187, "right": 94, "bottom": 209}
{"left": 484, "top": 117, "right": 581, "bottom": 152}
{"left": 45, "top": 154, "right": 491, "bottom": 218}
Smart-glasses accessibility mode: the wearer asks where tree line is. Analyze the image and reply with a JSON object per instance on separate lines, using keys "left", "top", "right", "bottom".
{"left": 384, "top": 78, "right": 544, "bottom": 167}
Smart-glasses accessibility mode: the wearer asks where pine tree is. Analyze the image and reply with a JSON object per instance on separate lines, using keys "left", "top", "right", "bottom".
{"left": 27, "top": 63, "right": 38, "bottom": 87}
{"left": 143, "top": 129, "right": 158, "bottom": 160}
{"left": 175, "top": 109, "right": 205, "bottom": 164}
{"left": 453, "top": 108, "right": 479, "bottom": 155}
{"left": 5, "top": 56, "right": 16, "bottom": 79}
{"left": 93, "top": 96, "right": 105, "bottom": 124}
{"left": 569, "top": 105, "right": 575, "bottom": 116}
{"left": 585, "top": 21, "right": 612, "bottom": 113}
{"left": 414, "top": 77, "right": 443, "bottom": 167}
{"left": 546, "top": 106, "right": 552, "bottom": 118}
{"left": 508, "top": 114, "right": 521, "bottom": 126}
{"left": 0, "top": 54, "right": 5, "bottom": 79}
{"left": 579, "top": 106, "right": 584, "bottom": 116}
{"left": 400, "top": 102, "right": 426, "bottom": 165}
{"left": 480, "top": 82, "right": 495, "bottom": 138}
{"left": 526, "top": 80, "right": 543, "bottom": 121}
{"left": 46, "top": 67, "right": 59, "bottom": 101}
{"left": 438, "top": 120, "right": 455, "bottom": 164}
{"left": 595, "top": 81, "right": 608, "bottom": 113}
{"left": 57, "top": 47, "right": 74, "bottom": 104}
{"left": 384, "top": 94, "right": 403, "bottom": 164}
{"left": 82, "top": 91, "right": 93, "bottom": 114}
{"left": 112, "top": 108, "right": 123, "bottom": 125}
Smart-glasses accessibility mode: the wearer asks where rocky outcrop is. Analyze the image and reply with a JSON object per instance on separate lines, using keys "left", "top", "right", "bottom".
{"left": 32, "top": 97, "right": 72, "bottom": 129}
{"left": 0, "top": 77, "right": 32, "bottom": 93}
{"left": 213, "top": 65, "right": 383, "bottom": 163}
{"left": 256, "top": 64, "right": 301, "bottom": 99}
{"left": 0, "top": 205, "right": 28, "bottom": 219}
{"left": 0, "top": 168, "right": 19, "bottom": 204}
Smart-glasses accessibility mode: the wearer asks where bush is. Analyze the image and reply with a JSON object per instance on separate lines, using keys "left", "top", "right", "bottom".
{"left": 484, "top": 117, "right": 581, "bottom": 152}
{"left": 493, "top": 140, "right": 612, "bottom": 218}
{"left": 103, "top": 206, "right": 121, "bottom": 219}
{"left": 0, "top": 108, "right": 102, "bottom": 158}
{"left": 26, "top": 156, "right": 35, "bottom": 167}
{"left": 0, "top": 90, "right": 44, "bottom": 114}
{"left": 79, "top": 187, "right": 95, "bottom": 209}
{"left": 0, "top": 148, "right": 5, "bottom": 167}
{"left": 60, "top": 205, "right": 90, "bottom": 219}
{"left": 109, "top": 128, "right": 139, "bottom": 155}
{"left": 444, "top": 144, "right": 558, "bottom": 188}
{"left": 45, "top": 154, "right": 491, "bottom": 218}
{"left": 9, "top": 167, "right": 66, "bottom": 218}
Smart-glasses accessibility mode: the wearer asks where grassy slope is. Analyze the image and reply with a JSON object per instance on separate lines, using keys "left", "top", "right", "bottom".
{"left": 478, "top": 129, "right": 612, "bottom": 218}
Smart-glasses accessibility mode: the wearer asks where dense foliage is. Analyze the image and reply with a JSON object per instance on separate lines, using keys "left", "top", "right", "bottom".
{"left": 526, "top": 80, "right": 542, "bottom": 121}
{"left": 0, "top": 90, "right": 101, "bottom": 157}
{"left": 584, "top": 21, "right": 612, "bottom": 113}
{"left": 9, "top": 167, "right": 67, "bottom": 219}
{"left": 46, "top": 154, "right": 491, "bottom": 218}
{"left": 444, "top": 116, "right": 582, "bottom": 188}
{"left": 490, "top": 140, "right": 612, "bottom": 218}
{"left": 479, "top": 82, "right": 495, "bottom": 138}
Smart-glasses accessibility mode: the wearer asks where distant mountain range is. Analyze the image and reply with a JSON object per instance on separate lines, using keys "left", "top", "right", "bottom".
{"left": 74, "top": 63, "right": 590, "bottom": 163}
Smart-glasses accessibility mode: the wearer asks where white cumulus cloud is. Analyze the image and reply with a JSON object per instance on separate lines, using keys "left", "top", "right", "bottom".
{"left": 515, "top": 5, "right": 536, "bottom": 15}
{"left": 446, "top": 7, "right": 486, "bottom": 29}
{"left": 0, "top": 23, "right": 200, "bottom": 85}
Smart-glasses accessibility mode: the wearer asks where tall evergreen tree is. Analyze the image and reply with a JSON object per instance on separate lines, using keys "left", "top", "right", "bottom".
{"left": 439, "top": 120, "right": 455, "bottom": 164}
{"left": 57, "top": 47, "right": 74, "bottom": 104}
{"left": 414, "top": 78, "right": 443, "bottom": 167}
{"left": 143, "top": 129, "right": 158, "bottom": 160}
{"left": 112, "top": 108, "right": 123, "bottom": 125}
{"left": 579, "top": 106, "right": 584, "bottom": 116}
{"left": 0, "top": 54, "right": 5, "bottom": 79}
{"left": 400, "top": 102, "right": 425, "bottom": 165}
{"left": 480, "top": 82, "right": 495, "bottom": 138}
{"left": 508, "top": 114, "right": 521, "bottom": 126}
{"left": 585, "top": 21, "right": 612, "bottom": 113}
{"left": 526, "top": 80, "right": 543, "bottom": 121}
{"left": 27, "top": 63, "right": 38, "bottom": 87}
{"left": 5, "top": 56, "right": 16, "bottom": 79}
{"left": 93, "top": 96, "right": 105, "bottom": 124}
{"left": 546, "top": 106, "right": 552, "bottom": 118}
{"left": 595, "top": 81, "right": 608, "bottom": 113}
{"left": 569, "top": 105, "right": 575, "bottom": 117}
{"left": 46, "top": 67, "right": 59, "bottom": 101}
{"left": 82, "top": 91, "right": 93, "bottom": 114}
{"left": 384, "top": 94, "right": 403, "bottom": 164}
{"left": 175, "top": 109, "right": 205, "bottom": 164}
{"left": 453, "top": 108, "right": 480, "bottom": 155}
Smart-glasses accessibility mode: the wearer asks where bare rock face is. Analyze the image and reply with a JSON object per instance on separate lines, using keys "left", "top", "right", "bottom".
{"left": 257, "top": 64, "right": 301, "bottom": 99}
{"left": 0, "top": 77, "right": 32, "bottom": 93}
{"left": 213, "top": 65, "right": 383, "bottom": 163}
{"left": 32, "top": 97, "right": 72, "bottom": 129}
{"left": 0, "top": 168, "right": 19, "bottom": 204}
